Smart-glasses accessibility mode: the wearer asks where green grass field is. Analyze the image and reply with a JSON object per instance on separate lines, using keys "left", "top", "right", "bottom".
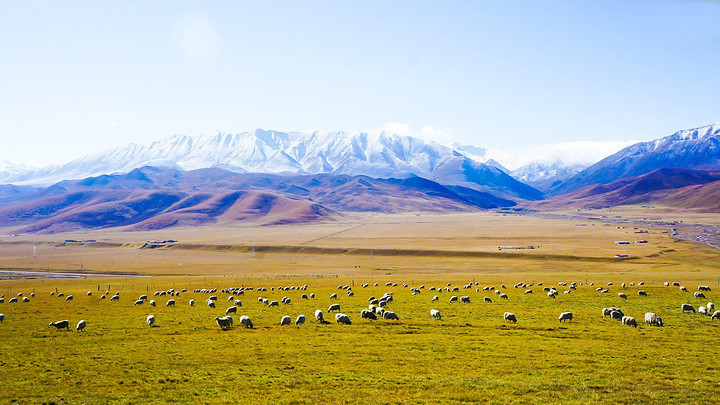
{"left": 0, "top": 212, "right": 719, "bottom": 404}
{"left": 1, "top": 273, "right": 719, "bottom": 404}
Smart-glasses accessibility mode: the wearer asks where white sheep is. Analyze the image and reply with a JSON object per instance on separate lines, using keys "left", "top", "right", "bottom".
{"left": 65, "top": 295, "right": 74, "bottom": 301}
{"left": 432, "top": 295, "right": 439, "bottom": 301}
{"left": 383, "top": 311, "right": 399, "bottom": 320}
{"left": 295, "top": 315, "right": 306, "bottom": 325}
{"left": 149, "top": 300, "right": 156, "bottom": 307}
{"left": 134, "top": 299, "right": 144, "bottom": 305}
{"left": 146, "top": 315, "right": 155, "bottom": 327}
{"left": 361, "top": 309, "right": 377, "bottom": 320}
{"left": 76, "top": 320, "right": 86, "bottom": 332}
{"left": 239, "top": 315, "right": 254, "bottom": 328}
{"left": 166, "top": 299, "right": 175, "bottom": 307}
{"left": 280, "top": 315, "right": 291, "bottom": 325}
{"left": 0, "top": 314, "right": 4, "bottom": 322}
{"left": 644, "top": 312, "right": 663, "bottom": 327}
{"left": 328, "top": 304, "right": 341, "bottom": 312}
{"left": 49, "top": 320, "right": 70, "bottom": 330}
{"left": 226, "top": 306, "right": 237, "bottom": 315}
{"left": 558, "top": 312, "right": 573, "bottom": 323}
{"left": 449, "top": 296, "right": 458, "bottom": 302}
{"left": 621, "top": 316, "right": 637, "bottom": 328}
{"left": 268, "top": 301, "right": 279, "bottom": 307}
{"left": 699, "top": 306, "right": 708, "bottom": 316}
{"left": 189, "top": 299, "right": 195, "bottom": 306}
{"left": 484, "top": 297, "right": 492, "bottom": 303}
{"left": 335, "top": 313, "right": 351, "bottom": 325}
{"left": 315, "top": 309, "right": 325, "bottom": 323}
{"left": 618, "top": 293, "right": 627, "bottom": 299}
{"left": 430, "top": 309, "right": 441, "bottom": 320}
{"left": 503, "top": 312, "right": 517, "bottom": 323}
{"left": 215, "top": 316, "right": 233, "bottom": 330}
{"left": 711, "top": 311, "right": 720, "bottom": 320}
{"left": 681, "top": 303, "right": 695, "bottom": 313}
{"left": 638, "top": 291, "right": 647, "bottom": 296}
{"left": 460, "top": 296, "right": 470, "bottom": 303}
{"left": 707, "top": 302, "right": 715, "bottom": 311}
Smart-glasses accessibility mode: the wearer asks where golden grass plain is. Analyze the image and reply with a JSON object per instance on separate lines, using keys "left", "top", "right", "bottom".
{"left": 0, "top": 210, "right": 719, "bottom": 404}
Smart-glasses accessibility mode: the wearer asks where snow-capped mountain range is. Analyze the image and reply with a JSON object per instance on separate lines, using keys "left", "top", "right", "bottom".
{"left": 549, "top": 122, "right": 720, "bottom": 195}
{"left": 0, "top": 130, "right": 543, "bottom": 200}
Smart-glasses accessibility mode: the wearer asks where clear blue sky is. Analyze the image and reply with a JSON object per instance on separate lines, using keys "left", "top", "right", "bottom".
{"left": 1, "top": 1, "right": 719, "bottom": 166}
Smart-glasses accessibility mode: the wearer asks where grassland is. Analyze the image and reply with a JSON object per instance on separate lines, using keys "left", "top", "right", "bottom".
{"left": 0, "top": 211, "right": 719, "bottom": 404}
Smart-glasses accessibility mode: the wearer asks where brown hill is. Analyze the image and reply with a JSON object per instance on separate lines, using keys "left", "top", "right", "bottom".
{"left": 529, "top": 168, "right": 720, "bottom": 210}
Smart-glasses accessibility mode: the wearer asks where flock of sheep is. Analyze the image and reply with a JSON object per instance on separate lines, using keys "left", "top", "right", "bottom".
{"left": 0, "top": 278, "right": 717, "bottom": 333}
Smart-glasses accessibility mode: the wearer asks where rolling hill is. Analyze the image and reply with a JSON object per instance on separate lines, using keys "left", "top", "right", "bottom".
{"left": 531, "top": 168, "right": 720, "bottom": 210}
{"left": 0, "top": 167, "right": 516, "bottom": 233}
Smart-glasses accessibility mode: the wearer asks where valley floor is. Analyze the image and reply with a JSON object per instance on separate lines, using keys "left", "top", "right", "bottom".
{"left": 0, "top": 211, "right": 718, "bottom": 404}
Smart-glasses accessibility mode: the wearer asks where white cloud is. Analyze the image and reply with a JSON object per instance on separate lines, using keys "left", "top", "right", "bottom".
{"left": 375, "top": 122, "right": 455, "bottom": 144}
{"left": 487, "top": 140, "right": 638, "bottom": 170}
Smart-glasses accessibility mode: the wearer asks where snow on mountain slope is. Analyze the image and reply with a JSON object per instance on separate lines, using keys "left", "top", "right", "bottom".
{"left": 0, "top": 130, "right": 543, "bottom": 201}
{"left": 511, "top": 161, "right": 587, "bottom": 191}
{"left": 549, "top": 122, "right": 720, "bottom": 196}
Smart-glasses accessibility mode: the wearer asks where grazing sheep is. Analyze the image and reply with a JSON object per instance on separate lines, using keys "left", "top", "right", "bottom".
{"left": 698, "top": 285, "right": 712, "bottom": 292}
{"left": 134, "top": 299, "right": 144, "bottom": 306}
{"left": 383, "top": 311, "right": 399, "bottom": 320}
{"left": 49, "top": 320, "right": 70, "bottom": 330}
{"left": 315, "top": 310, "right": 325, "bottom": 323}
{"left": 207, "top": 300, "right": 216, "bottom": 308}
{"left": 189, "top": 299, "right": 195, "bottom": 307}
{"left": 699, "top": 306, "right": 708, "bottom": 316}
{"left": 524, "top": 289, "right": 532, "bottom": 294}
{"left": 139, "top": 295, "right": 148, "bottom": 301}
{"left": 284, "top": 298, "right": 292, "bottom": 304}
{"left": 547, "top": 292, "right": 556, "bottom": 299}
{"left": 449, "top": 296, "right": 458, "bottom": 303}
{"left": 484, "top": 297, "right": 492, "bottom": 303}
{"left": 328, "top": 304, "right": 341, "bottom": 312}
{"left": 65, "top": 295, "right": 74, "bottom": 301}
{"left": 707, "top": 303, "right": 715, "bottom": 311}
{"left": 644, "top": 312, "right": 663, "bottom": 327}
{"left": 215, "top": 316, "right": 233, "bottom": 330}
{"left": 711, "top": 311, "right": 720, "bottom": 320}
{"left": 460, "top": 296, "right": 470, "bottom": 303}
{"left": 432, "top": 295, "right": 439, "bottom": 302}
{"left": 680, "top": 286, "right": 688, "bottom": 292}
{"left": 0, "top": 314, "right": 3, "bottom": 322}
{"left": 638, "top": 291, "right": 647, "bottom": 297}
{"left": 610, "top": 310, "right": 624, "bottom": 320}
{"left": 146, "top": 315, "right": 155, "bottom": 327}
{"left": 361, "top": 309, "right": 377, "bottom": 320}
{"left": 86, "top": 292, "right": 92, "bottom": 296}
{"left": 430, "top": 309, "right": 442, "bottom": 320}
{"left": 499, "top": 293, "right": 508, "bottom": 299}
{"left": 618, "top": 293, "right": 627, "bottom": 299}
{"left": 234, "top": 300, "right": 242, "bottom": 306}
{"left": 22, "top": 297, "right": 29, "bottom": 303}
{"left": 149, "top": 300, "right": 156, "bottom": 307}
{"left": 558, "top": 312, "right": 573, "bottom": 323}
{"left": 100, "top": 295, "right": 106, "bottom": 300}
{"left": 58, "top": 293, "right": 64, "bottom": 297}
{"left": 76, "top": 320, "right": 86, "bottom": 332}
{"left": 226, "top": 306, "right": 238, "bottom": 315}
{"left": 280, "top": 315, "right": 291, "bottom": 325}
{"left": 621, "top": 316, "right": 637, "bottom": 328}
{"left": 268, "top": 301, "right": 279, "bottom": 307}
{"left": 239, "top": 315, "right": 254, "bottom": 328}
{"left": 166, "top": 299, "right": 175, "bottom": 307}
{"left": 681, "top": 303, "right": 696, "bottom": 313}
{"left": 335, "top": 313, "right": 351, "bottom": 325}
{"left": 209, "top": 296, "right": 218, "bottom": 301}
{"left": 329, "top": 293, "right": 337, "bottom": 299}
{"left": 8, "top": 297, "right": 18, "bottom": 303}
{"left": 503, "top": 312, "right": 517, "bottom": 323}
{"left": 694, "top": 292, "right": 706, "bottom": 299}
{"left": 301, "top": 294, "right": 308, "bottom": 300}
{"left": 110, "top": 295, "right": 119, "bottom": 301}
{"left": 295, "top": 315, "right": 306, "bottom": 325}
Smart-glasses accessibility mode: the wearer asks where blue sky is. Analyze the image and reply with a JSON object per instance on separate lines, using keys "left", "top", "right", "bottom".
{"left": 1, "top": 1, "right": 719, "bottom": 166}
